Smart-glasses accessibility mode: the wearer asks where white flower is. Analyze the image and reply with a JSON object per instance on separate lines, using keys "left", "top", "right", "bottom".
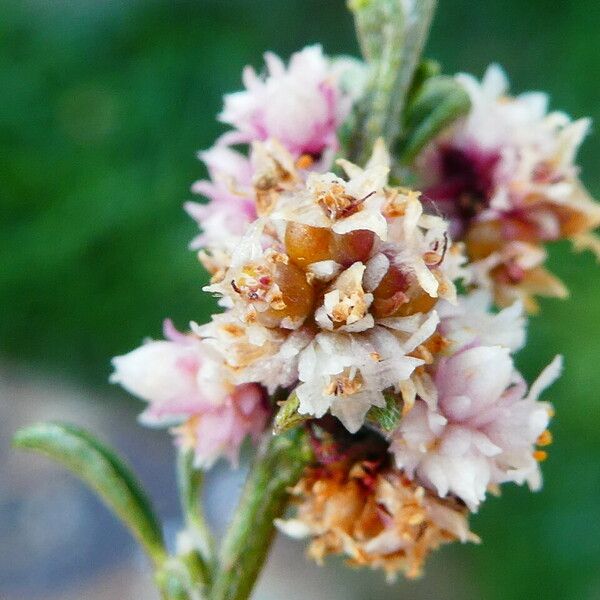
{"left": 270, "top": 139, "right": 390, "bottom": 240}
{"left": 295, "top": 313, "right": 439, "bottom": 433}
{"left": 390, "top": 348, "right": 561, "bottom": 510}
{"left": 193, "top": 313, "right": 312, "bottom": 394}
{"left": 314, "top": 262, "right": 375, "bottom": 332}
{"left": 437, "top": 289, "right": 526, "bottom": 352}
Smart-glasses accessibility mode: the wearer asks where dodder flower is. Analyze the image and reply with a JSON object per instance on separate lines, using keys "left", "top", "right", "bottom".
{"left": 109, "top": 39, "right": 586, "bottom": 588}
{"left": 202, "top": 140, "right": 461, "bottom": 433}
{"left": 186, "top": 46, "right": 364, "bottom": 272}
{"left": 219, "top": 45, "right": 362, "bottom": 162}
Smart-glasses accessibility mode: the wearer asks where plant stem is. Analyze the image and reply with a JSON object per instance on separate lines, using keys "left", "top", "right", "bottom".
{"left": 177, "top": 450, "right": 217, "bottom": 570}
{"left": 210, "top": 429, "right": 312, "bottom": 600}
{"left": 348, "top": 0, "right": 438, "bottom": 164}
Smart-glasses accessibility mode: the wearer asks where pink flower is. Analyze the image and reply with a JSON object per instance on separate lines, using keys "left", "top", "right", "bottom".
{"left": 218, "top": 45, "right": 359, "bottom": 163}
{"left": 110, "top": 320, "right": 206, "bottom": 425}
{"left": 185, "top": 145, "right": 256, "bottom": 251}
{"left": 390, "top": 347, "right": 561, "bottom": 510}
{"left": 174, "top": 383, "right": 269, "bottom": 469}
{"left": 185, "top": 47, "right": 366, "bottom": 256}
{"left": 418, "top": 65, "right": 597, "bottom": 242}
{"left": 110, "top": 320, "right": 269, "bottom": 468}
{"left": 437, "top": 290, "right": 526, "bottom": 352}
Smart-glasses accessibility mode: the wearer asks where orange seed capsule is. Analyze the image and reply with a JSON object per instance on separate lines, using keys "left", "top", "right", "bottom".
{"left": 285, "top": 222, "right": 333, "bottom": 268}
{"left": 285, "top": 223, "right": 375, "bottom": 270}
{"left": 465, "top": 220, "right": 504, "bottom": 261}
{"left": 330, "top": 229, "right": 375, "bottom": 267}
{"left": 257, "top": 261, "right": 315, "bottom": 327}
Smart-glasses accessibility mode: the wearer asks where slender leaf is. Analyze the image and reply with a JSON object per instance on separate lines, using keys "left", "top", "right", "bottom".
{"left": 13, "top": 421, "right": 166, "bottom": 565}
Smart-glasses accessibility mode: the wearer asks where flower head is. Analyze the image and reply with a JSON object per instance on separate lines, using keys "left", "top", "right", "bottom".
{"left": 110, "top": 320, "right": 269, "bottom": 468}
{"left": 276, "top": 459, "right": 478, "bottom": 580}
{"left": 419, "top": 65, "right": 600, "bottom": 310}
{"left": 390, "top": 350, "right": 561, "bottom": 509}
{"left": 219, "top": 45, "right": 362, "bottom": 163}
{"left": 200, "top": 141, "right": 461, "bottom": 433}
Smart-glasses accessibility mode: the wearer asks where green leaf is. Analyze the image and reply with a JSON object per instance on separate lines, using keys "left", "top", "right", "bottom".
{"left": 398, "top": 75, "right": 471, "bottom": 164}
{"left": 367, "top": 392, "right": 402, "bottom": 432}
{"left": 13, "top": 422, "right": 166, "bottom": 566}
{"left": 406, "top": 58, "right": 441, "bottom": 105}
{"left": 273, "top": 392, "right": 309, "bottom": 435}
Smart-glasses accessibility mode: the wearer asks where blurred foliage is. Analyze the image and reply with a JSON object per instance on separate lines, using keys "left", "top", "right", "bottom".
{"left": 1, "top": 1, "right": 599, "bottom": 598}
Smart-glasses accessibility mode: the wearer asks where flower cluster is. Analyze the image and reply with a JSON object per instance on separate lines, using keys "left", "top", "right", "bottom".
{"left": 277, "top": 457, "right": 479, "bottom": 581}
{"left": 111, "top": 49, "right": 595, "bottom": 579}
{"left": 418, "top": 65, "right": 600, "bottom": 312}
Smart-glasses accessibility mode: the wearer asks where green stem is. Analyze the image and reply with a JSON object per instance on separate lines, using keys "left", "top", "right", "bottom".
{"left": 156, "top": 556, "right": 207, "bottom": 600}
{"left": 348, "top": 0, "right": 438, "bottom": 164}
{"left": 210, "top": 429, "right": 312, "bottom": 600}
{"left": 154, "top": 451, "right": 217, "bottom": 600}
{"left": 177, "top": 450, "right": 217, "bottom": 570}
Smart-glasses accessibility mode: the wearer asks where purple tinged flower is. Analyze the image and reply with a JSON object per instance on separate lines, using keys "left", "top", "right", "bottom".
{"left": 174, "top": 383, "right": 269, "bottom": 469}
{"left": 418, "top": 64, "right": 598, "bottom": 243}
{"left": 218, "top": 45, "right": 359, "bottom": 163}
{"left": 110, "top": 320, "right": 269, "bottom": 468}
{"left": 185, "top": 145, "right": 256, "bottom": 251}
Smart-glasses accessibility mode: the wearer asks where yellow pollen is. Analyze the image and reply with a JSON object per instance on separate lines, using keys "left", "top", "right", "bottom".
{"left": 317, "top": 183, "right": 362, "bottom": 220}
{"left": 323, "top": 370, "right": 364, "bottom": 396}
{"left": 423, "top": 251, "right": 442, "bottom": 266}
{"left": 533, "top": 450, "right": 548, "bottom": 462}
{"left": 536, "top": 429, "right": 553, "bottom": 447}
{"left": 296, "top": 154, "right": 314, "bottom": 170}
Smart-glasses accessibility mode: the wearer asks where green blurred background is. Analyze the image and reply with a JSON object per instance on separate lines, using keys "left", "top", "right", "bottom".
{"left": 1, "top": 1, "right": 599, "bottom": 599}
